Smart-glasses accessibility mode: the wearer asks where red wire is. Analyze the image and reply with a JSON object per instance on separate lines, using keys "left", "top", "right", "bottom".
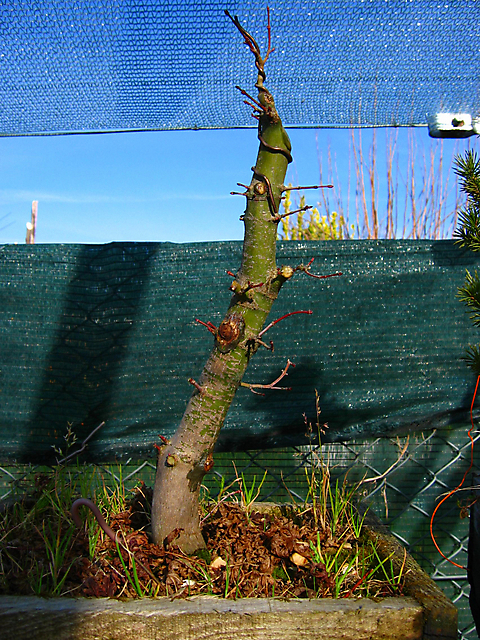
{"left": 429, "top": 374, "right": 479, "bottom": 570}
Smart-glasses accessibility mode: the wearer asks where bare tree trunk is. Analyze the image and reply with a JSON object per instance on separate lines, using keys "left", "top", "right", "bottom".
{"left": 151, "top": 11, "right": 294, "bottom": 553}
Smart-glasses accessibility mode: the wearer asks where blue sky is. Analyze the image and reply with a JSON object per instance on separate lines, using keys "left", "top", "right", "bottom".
{"left": 0, "top": 127, "right": 474, "bottom": 245}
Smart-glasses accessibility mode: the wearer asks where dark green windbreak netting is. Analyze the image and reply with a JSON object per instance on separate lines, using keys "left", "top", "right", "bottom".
{"left": 1, "top": 1, "right": 478, "bottom": 136}
{"left": 0, "top": 239, "right": 479, "bottom": 463}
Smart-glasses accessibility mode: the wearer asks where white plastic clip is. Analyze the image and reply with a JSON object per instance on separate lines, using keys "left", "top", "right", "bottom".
{"left": 427, "top": 113, "right": 478, "bottom": 139}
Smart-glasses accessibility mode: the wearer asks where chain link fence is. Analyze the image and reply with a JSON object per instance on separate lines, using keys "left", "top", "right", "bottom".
{"left": 1, "top": 425, "right": 478, "bottom": 639}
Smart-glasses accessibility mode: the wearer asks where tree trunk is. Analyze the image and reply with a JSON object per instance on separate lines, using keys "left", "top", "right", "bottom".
{"left": 151, "top": 11, "right": 294, "bottom": 553}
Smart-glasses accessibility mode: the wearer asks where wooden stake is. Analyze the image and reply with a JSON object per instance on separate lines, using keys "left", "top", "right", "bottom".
{"left": 26, "top": 200, "right": 37, "bottom": 244}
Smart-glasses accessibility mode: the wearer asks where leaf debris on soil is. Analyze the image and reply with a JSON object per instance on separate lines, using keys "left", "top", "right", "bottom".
{"left": 1, "top": 482, "right": 403, "bottom": 600}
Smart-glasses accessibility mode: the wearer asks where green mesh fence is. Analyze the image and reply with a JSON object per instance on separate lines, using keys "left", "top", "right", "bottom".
{"left": 0, "top": 239, "right": 479, "bottom": 464}
{"left": 1, "top": 0, "right": 478, "bottom": 135}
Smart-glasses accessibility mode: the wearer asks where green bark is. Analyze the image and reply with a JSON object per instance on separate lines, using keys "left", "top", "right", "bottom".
{"left": 151, "top": 12, "right": 293, "bottom": 553}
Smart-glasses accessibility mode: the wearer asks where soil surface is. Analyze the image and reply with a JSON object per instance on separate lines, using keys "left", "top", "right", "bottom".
{"left": 1, "top": 483, "right": 401, "bottom": 600}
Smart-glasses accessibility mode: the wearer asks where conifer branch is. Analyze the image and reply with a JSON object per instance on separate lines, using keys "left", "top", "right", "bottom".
{"left": 454, "top": 151, "right": 480, "bottom": 252}
{"left": 455, "top": 150, "right": 480, "bottom": 375}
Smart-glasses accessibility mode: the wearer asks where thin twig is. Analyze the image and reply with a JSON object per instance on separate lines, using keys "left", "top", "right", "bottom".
{"left": 295, "top": 258, "right": 343, "bottom": 280}
{"left": 56, "top": 422, "right": 105, "bottom": 465}
{"left": 273, "top": 205, "right": 313, "bottom": 222}
{"left": 259, "top": 310, "right": 312, "bottom": 337}
{"left": 302, "top": 269, "right": 343, "bottom": 280}
{"left": 188, "top": 378, "right": 204, "bottom": 393}
{"left": 241, "top": 359, "right": 295, "bottom": 394}
{"left": 196, "top": 318, "right": 217, "bottom": 334}
{"left": 283, "top": 184, "right": 334, "bottom": 191}
{"left": 360, "top": 436, "right": 409, "bottom": 484}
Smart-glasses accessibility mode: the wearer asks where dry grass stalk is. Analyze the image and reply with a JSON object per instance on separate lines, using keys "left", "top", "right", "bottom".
{"left": 281, "top": 129, "right": 474, "bottom": 241}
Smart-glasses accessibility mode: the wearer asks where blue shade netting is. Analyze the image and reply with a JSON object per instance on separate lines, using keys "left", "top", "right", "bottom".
{"left": 1, "top": 0, "right": 479, "bottom": 136}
